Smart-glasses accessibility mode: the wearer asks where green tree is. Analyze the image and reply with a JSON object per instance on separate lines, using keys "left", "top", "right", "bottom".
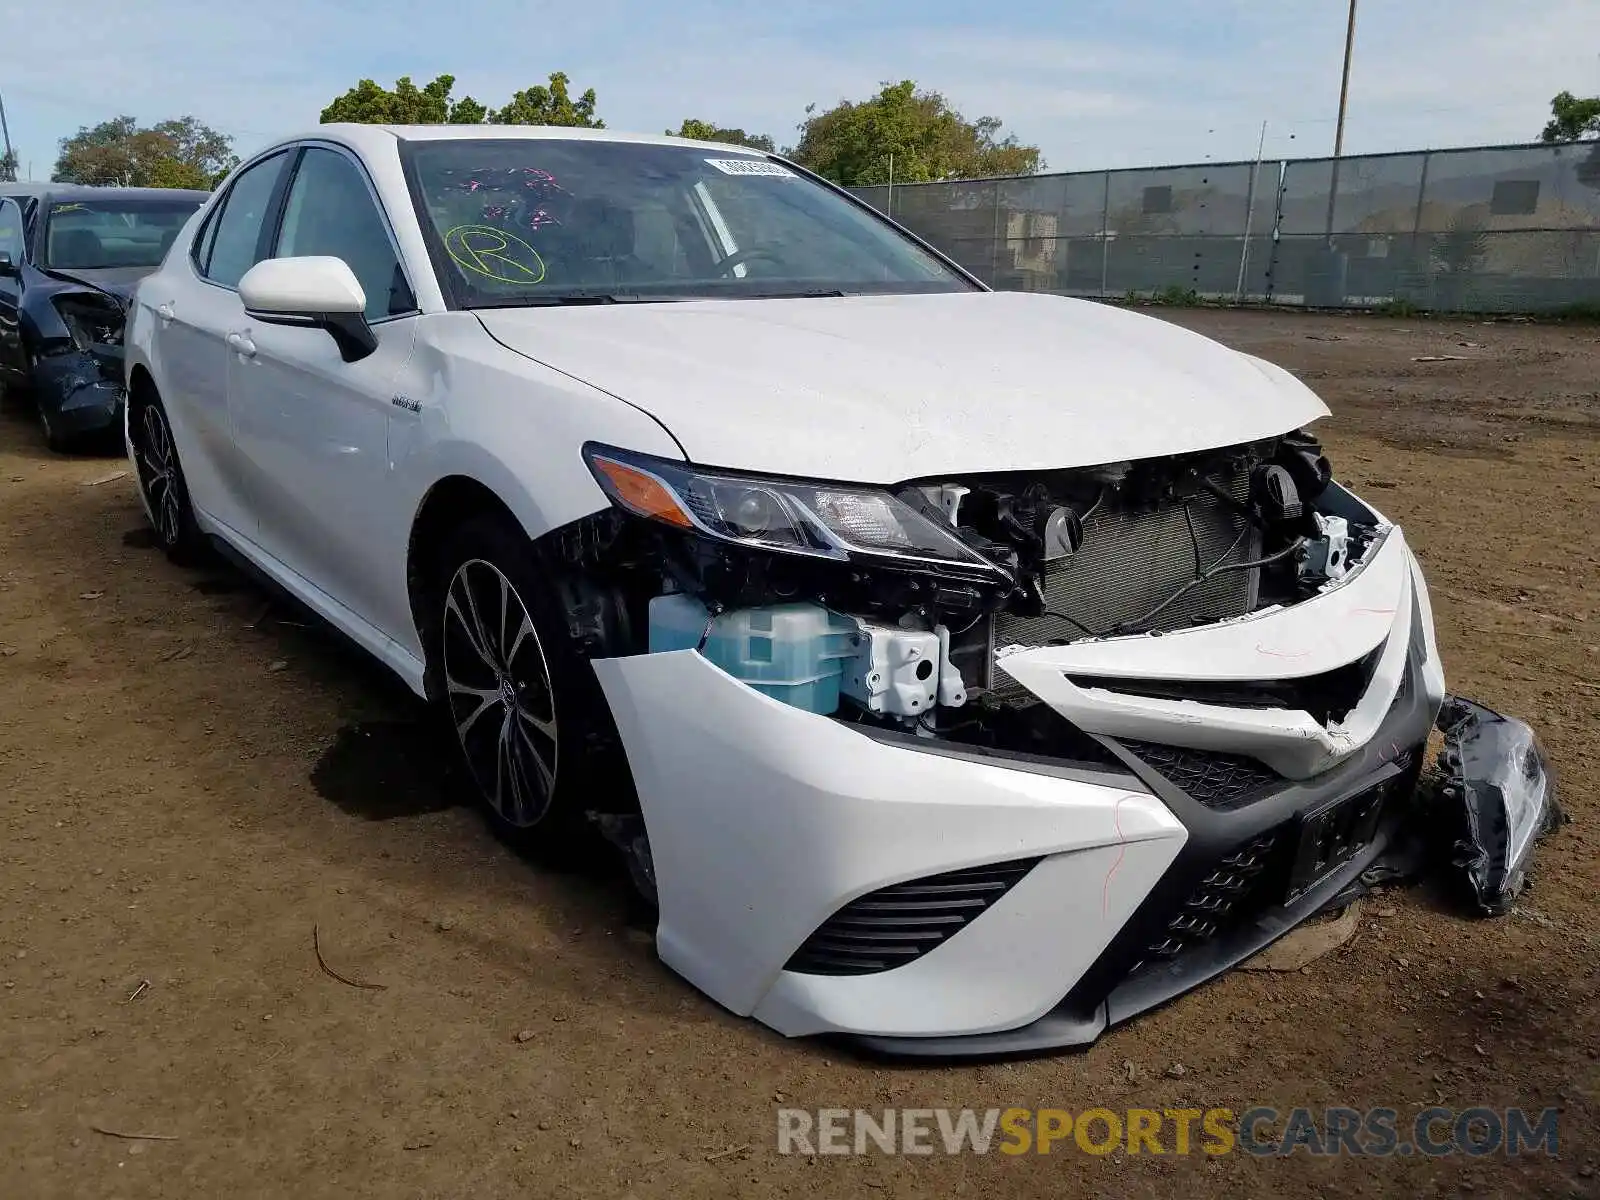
{"left": 52, "top": 115, "right": 236, "bottom": 188}
{"left": 0, "top": 148, "right": 17, "bottom": 183}
{"left": 320, "top": 71, "right": 600, "bottom": 128}
{"left": 320, "top": 74, "right": 488, "bottom": 124}
{"left": 489, "top": 72, "right": 603, "bottom": 127}
{"left": 1540, "top": 91, "right": 1600, "bottom": 142}
{"left": 666, "top": 118, "right": 774, "bottom": 152}
{"left": 785, "top": 80, "right": 1041, "bottom": 186}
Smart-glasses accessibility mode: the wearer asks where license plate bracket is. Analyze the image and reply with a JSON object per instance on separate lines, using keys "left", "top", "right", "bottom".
{"left": 1284, "top": 783, "right": 1387, "bottom": 903}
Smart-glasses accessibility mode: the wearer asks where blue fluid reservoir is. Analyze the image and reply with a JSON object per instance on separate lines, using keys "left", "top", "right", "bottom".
{"left": 648, "top": 594, "right": 856, "bottom": 714}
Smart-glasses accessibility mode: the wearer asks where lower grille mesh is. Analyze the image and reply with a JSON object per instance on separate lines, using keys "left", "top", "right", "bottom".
{"left": 785, "top": 859, "right": 1041, "bottom": 977}
{"left": 1118, "top": 739, "right": 1280, "bottom": 810}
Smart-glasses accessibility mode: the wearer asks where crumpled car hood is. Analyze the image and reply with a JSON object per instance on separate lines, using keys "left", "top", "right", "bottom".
{"left": 42, "top": 264, "right": 152, "bottom": 304}
{"left": 477, "top": 290, "right": 1328, "bottom": 482}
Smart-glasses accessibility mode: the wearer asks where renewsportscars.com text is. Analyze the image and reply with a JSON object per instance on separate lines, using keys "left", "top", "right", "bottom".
{"left": 776, "top": 1106, "right": 1560, "bottom": 1158}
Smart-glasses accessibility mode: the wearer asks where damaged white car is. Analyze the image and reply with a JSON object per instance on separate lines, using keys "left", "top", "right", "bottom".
{"left": 124, "top": 126, "right": 1558, "bottom": 1055}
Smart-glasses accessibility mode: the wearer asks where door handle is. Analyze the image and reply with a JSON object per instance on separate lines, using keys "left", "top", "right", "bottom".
{"left": 155, "top": 301, "right": 175, "bottom": 322}
{"left": 226, "top": 331, "right": 257, "bottom": 358}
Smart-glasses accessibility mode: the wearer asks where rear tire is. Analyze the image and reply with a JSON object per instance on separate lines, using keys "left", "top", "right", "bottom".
{"left": 130, "top": 392, "right": 207, "bottom": 564}
{"left": 427, "top": 512, "right": 621, "bottom": 841}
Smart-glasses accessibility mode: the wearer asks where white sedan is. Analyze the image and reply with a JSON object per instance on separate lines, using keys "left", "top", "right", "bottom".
{"left": 125, "top": 124, "right": 1453, "bottom": 1054}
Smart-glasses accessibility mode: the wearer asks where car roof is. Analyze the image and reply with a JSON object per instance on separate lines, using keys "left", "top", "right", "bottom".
{"left": 307, "top": 123, "right": 772, "bottom": 158}
{"left": 30, "top": 184, "right": 211, "bottom": 203}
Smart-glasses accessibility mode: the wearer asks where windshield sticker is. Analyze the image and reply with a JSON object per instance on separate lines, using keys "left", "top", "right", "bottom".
{"left": 443, "top": 224, "right": 546, "bottom": 285}
{"left": 704, "top": 158, "right": 795, "bottom": 178}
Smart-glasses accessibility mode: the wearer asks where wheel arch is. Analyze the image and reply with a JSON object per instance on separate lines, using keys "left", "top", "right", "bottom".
{"left": 406, "top": 473, "right": 540, "bottom": 703}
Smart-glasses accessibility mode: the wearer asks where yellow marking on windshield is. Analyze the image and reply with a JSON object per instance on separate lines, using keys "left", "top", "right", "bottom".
{"left": 443, "top": 224, "right": 546, "bottom": 284}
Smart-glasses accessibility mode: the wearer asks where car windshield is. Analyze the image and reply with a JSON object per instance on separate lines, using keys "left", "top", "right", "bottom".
{"left": 403, "top": 138, "right": 974, "bottom": 307}
{"left": 43, "top": 197, "right": 203, "bottom": 269}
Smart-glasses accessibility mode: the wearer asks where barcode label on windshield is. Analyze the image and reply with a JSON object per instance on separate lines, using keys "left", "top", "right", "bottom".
{"left": 704, "top": 158, "right": 795, "bottom": 178}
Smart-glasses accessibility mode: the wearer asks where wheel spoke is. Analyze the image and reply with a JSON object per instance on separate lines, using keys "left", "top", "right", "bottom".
{"left": 515, "top": 703, "right": 556, "bottom": 744}
{"left": 495, "top": 570, "right": 512, "bottom": 666}
{"left": 507, "top": 717, "right": 552, "bottom": 808}
{"left": 159, "top": 488, "right": 180, "bottom": 541}
{"left": 512, "top": 715, "right": 556, "bottom": 795}
{"left": 505, "top": 611, "right": 536, "bottom": 670}
{"left": 449, "top": 679, "right": 502, "bottom": 739}
{"left": 459, "top": 568, "right": 499, "bottom": 671}
{"left": 444, "top": 585, "right": 497, "bottom": 674}
{"left": 489, "top": 709, "right": 511, "bottom": 820}
{"left": 144, "top": 407, "right": 169, "bottom": 469}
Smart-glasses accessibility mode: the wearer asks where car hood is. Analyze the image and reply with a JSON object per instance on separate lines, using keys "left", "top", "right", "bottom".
{"left": 41, "top": 265, "right": 154, "bottom": 304}
{"left": 477, "top": 291, "right": 1329, "bottom": 482}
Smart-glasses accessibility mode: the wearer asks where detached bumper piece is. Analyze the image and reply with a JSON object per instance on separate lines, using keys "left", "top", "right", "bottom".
{"left": 1435, "top": 695, "right": 1563, "bottom": 916}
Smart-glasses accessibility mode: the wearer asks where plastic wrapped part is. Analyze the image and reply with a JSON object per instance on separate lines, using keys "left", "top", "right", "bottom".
{"left": 1434, "top": 695, "right": 1563, "bottom": 916}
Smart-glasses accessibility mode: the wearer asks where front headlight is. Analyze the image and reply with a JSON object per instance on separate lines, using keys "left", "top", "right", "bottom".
{"left": 54, "top": 297, "right": 122, "bottom": 351}
{"left": 584, "top": 443, "right": 1006, "bottom": 577}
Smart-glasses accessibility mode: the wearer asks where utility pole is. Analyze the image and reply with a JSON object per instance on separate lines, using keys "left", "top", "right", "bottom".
{"left": 0, "top": 93, "right": 16, "bottom": 182}
{"left": 1324, "top": 0, "right": 1358, "bottom": 243}
{"left": 1333, "top": 0, "right": 1359, "bottom": 158}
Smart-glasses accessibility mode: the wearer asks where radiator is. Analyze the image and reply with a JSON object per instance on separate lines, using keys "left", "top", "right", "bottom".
{"left": 990, "top": 465, "right": 1260, "bottom": 693}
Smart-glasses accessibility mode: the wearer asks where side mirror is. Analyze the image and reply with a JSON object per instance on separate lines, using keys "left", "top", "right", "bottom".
{"left": 0, "top": 251, "right": 17, "bottom": 277}
{"left": 239, "top": 256, "right": 377, "bottom": 362}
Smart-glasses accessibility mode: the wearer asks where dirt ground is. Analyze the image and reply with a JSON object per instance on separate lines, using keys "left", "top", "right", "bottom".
{"left": 1, "top": 309, "right": 1597, "bottom": 1199}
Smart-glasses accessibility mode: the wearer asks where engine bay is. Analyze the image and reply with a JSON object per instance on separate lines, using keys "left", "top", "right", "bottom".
{"left": 556, "top": 427, "right": 1387, "bottom": 759}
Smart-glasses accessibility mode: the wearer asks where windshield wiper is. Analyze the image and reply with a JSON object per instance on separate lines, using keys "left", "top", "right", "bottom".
{"left": 465, "top": 292, "right": 676, "bottom": 309}
{"left": 464, "top": 287, "right": 853, "bottom": 309}
{"left": 741, "top": 288, "right": 850, "bottom": 299}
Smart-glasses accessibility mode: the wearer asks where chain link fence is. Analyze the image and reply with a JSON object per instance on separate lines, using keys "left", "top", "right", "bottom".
{"left": 849, "top": 141, "right": 1600, "bottom": 313}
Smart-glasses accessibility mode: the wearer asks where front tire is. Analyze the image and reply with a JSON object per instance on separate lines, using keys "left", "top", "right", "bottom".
{"left": 130, "top": 393, "right": 206, "bottom": 563}
{"left": 22, "top": 347, "right": 71, "bottom": 453}
{"left": 430, "top": 513, "right": 616, "bottom": 839}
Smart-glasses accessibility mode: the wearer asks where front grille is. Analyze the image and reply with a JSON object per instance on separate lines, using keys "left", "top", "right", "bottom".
{"left": 785, "top": 858, "right": 1041, "bottom": 977}
{"left": 1141, "top": 829, "right": 1287, "bottom": 963}
{"left": 1068, "top": 644, "right": 1383, "bottom": 728}
{"left": 1118, "top": 739, "right": 1280, "bottom": 810}
{"left": 994, "top": 463, "right": 1259, "bottom": 654}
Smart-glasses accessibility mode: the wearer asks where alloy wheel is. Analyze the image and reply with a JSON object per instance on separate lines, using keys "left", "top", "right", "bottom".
{"left": 134, "top": 404, "right": 182, "bottom": 546}
{"left": 442, "top": 558, "right": 560, "bottom": 828}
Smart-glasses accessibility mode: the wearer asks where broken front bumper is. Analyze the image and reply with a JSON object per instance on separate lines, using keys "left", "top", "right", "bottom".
{"left": 592, "top": 536, "right": 1451, "bottom": 1053}
{"left": 34, "top": 344, "right": 126, "bottom": 437}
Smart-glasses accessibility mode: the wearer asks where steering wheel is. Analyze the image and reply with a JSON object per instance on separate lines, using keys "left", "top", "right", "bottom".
{"left": 714, "top": 247, "right": 787, "bottom": 277}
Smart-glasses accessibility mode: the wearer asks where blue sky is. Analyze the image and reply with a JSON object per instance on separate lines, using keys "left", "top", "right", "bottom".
{"left": 2, "top": 0, "right": 1596, "bottom": 178}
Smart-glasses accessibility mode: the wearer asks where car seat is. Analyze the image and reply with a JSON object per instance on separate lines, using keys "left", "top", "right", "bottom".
{"left": 52, "top": 228, "right": 104, "bottom": 268}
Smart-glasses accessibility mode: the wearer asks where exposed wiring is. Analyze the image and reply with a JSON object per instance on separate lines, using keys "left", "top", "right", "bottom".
{"left": 1079, "top": 486, "right": 1107, "bottom": 524}
{"left": 1197, "top": 475, "right": 1271, "bottom": 531}
{"left": 1182, "top": 502, "right": 1203, "bottom": 576}
{"left": 1109, "top": 533, "right": 1306, "bottom": 637}
{"left": 1043, "top": 609, "right": 1098, "bottom": 637}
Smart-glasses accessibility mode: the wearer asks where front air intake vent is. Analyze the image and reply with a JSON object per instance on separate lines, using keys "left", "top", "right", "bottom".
{"left": 785, "top": 859, "right": 1042, "bottom": 977}
{"left": 1118, "top": 739, "right": 1281, "bottom": 810}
